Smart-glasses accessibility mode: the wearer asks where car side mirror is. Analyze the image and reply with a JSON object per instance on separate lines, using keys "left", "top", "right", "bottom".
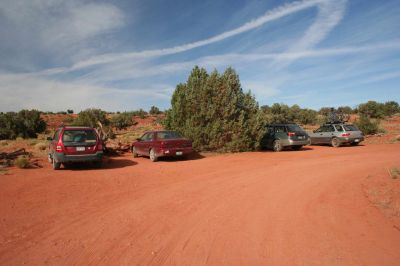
{"left": 136, "top": 138, "right": 142, "bottom": 141}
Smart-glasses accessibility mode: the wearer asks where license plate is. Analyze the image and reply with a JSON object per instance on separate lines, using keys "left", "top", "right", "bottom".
{"left": 76, "top": 147, "right": 85, "bottom": 151}
{"left": 176, "top": 151, "right": 183, "bottom": 156}
{"left": 298, "top": 136, "right": 304, "bottom": 139}
{"left": 354, "top": 139, "right": 359, "bottom": 142}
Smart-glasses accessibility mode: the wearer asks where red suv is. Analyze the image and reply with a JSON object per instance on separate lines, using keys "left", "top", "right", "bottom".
{"left": 132, "top": 130, "right": 193, "bottom": 162}
{"left": 48, "top": 126, "right": 103, "bottom": 169}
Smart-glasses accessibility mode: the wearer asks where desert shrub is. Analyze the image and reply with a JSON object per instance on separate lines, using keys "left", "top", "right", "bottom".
{"left": 262, "top": 103, "right": 317, "bottom": 125}
{"left": 337, "top": 106, "right": 354, "bottom": 114}
{"left": 357, "top": 101, "right": 385, "bottom": 119}
{"left": 383, "top": 101, "right": 399, "bottom": 117}
{"left": 132, "top": 109, "right": 148, "bottom": 119}
{"left": 72, "top": 108, "right": 109, "bottom": 127}
{"left": 354, "top": 115, "right": 380, "bottom": 135}
{"left": 15, "top": 155, "right": 30, "bottom": 169}
{"left": 110, "top": 112, "right": 135, "bottom": 130}
{"left": 0, "top": 110, "right": 47, "bottom": 140}
{"left": 67, "top": 109, "right": 74, "bottom": 114}
{"left": 164, "top": 66, "right": 265, "bottom": 152}
{"left": 149, "top": 106, "right": 162, "bottom": 115}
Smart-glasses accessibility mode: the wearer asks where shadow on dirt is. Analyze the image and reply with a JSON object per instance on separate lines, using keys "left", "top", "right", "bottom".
{"left": 153, "top": 151, "right": 205, "bottom": 163}
{"left": 261, "top": 146, "right": 315, "bottom": 152}
{"left": 309, "top": 144, "right": 365, "bottom": 148}
{"left": 61, "top": 159, "right": 136, "bottom": 171}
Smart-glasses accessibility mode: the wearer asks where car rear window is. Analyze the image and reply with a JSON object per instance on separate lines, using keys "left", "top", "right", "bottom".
{"left": 157, "top": 131, "right": 182, "bottom": 139}
{"left": 343, "top": 125, "right": 358, "bottom": 131}
{"left": 286, "top": 124, "right": 303, "bottom": 132}
{"left": 62, "top": 130, "right": 97, "bottom": 143}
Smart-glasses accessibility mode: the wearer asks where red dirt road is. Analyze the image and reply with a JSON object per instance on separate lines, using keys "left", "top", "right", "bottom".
{"left": 1, "top": 144, "right": 400, "bottom": 265}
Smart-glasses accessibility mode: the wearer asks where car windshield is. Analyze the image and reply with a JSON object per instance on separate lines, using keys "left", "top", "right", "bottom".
{"left": 157, "top": 131, "right": 182, "bottom": 139}
{"left": 287, "top": 124, "right": 303, "bottom": 132}
{"left": 62, "top": 130, "right": 97, "bottom": 143}
{"left": 343, "top": 125, "right": 358, "bottom": 131}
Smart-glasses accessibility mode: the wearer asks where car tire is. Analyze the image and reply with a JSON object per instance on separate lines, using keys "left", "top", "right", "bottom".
{"left": 351, "top": 142, "right": 359, "bottom": 146}
{"left": 149, "top": 148, "right": 158, "bottom": 162}
{"left": 331, "top": 137, "right": 340, "bottom": 147}
{"left": 273, "top": 140, "right": 283, "bottom": 152}
{"left": 52, "top": 157, "right": 61, "bottom": 170}
{"left": 292, "top": 145, "right": 302, "bottom": 151}
{"left": 94, "top": 160, "right": 102, "bottom": 168}
{"left": 132, "top": 146, "right": 138, "bottom": 158}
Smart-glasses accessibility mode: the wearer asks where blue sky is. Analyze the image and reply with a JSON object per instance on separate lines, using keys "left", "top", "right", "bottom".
{"left": 0, "top": 0, "right": 399, "bottom": 112}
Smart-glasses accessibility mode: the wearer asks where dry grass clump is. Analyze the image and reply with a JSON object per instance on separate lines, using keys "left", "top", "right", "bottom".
{"left": 35, "top": 142, "right": 47, "bottom": 151}
{"left": 14, "top": 155, "right": 30, "bottom": 169}
{"left": 389, "top": 167, "right": 400, "bottom": 179}
{"left": 0, "top": 168, "right": 8, "bottom": 175}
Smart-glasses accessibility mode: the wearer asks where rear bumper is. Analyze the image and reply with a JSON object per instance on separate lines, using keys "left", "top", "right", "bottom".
{"left": 338, "top": 136, "right": 364, "bottom": 144}
{"left": 157, "top": 147, "right": 193, "bottom": 157}
{"left": 281, "top": 138, "right": 310, "bottom": 147}
{"left": 52, "top": 151, "right": 103, "bottom": 163}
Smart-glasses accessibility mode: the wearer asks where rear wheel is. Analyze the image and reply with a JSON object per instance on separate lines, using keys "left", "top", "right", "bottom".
{"left": 273, "top": 140, "right": 283, "bottom": 152}
{"left": 331, "top": 137, "right": 340, "bottom": 148}
{"left": 132, "top": 146, "right": 138, "bottom": 158}
{"left": 292, "top": 145, "right": 303, "bottom": 151}
{"left": 149, "top": 148, "right": 158, "bottom": 162}
{"left": 52, "top": 157, "right": 61, "bottom": 170}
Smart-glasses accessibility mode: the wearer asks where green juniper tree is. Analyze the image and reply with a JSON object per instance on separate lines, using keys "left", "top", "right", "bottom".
{"left": 165, "top": 66, "right": 265, "bottom": 152}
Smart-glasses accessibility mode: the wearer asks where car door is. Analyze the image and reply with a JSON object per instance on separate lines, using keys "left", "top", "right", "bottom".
{"left": 274, "top": 125, "right": 287, "bottom": 142}
{"left": 135, "top": 133, "right": 150, "bottom": 155}
{"left": 323, "top": 125, "right": 336, "bottom": 143}
{"left": 263, "top": 126, "right": 274, "bottom": 148}
{"left": 311, "top": 126, "right": 325, "bottom": 144}
{"left": 141, "top": 132, "right": 155, "bottom": 156}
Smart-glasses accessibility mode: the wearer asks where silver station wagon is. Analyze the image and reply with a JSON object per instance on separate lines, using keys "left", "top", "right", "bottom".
{"left": 309, "top": 123, "right": 364, "bottom": 147}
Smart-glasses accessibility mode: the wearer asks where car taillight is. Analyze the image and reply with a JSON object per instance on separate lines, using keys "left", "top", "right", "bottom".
{"left": 287, "top": 132, "right": 296, "bottom": 137}
{"left": 341, "top": 133, "right": 350, "bottom": 137}
{"left": 56, "top": 141, "right": 64, "bottom": 152}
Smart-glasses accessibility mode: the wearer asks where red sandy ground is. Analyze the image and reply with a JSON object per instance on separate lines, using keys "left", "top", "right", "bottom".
{"left": 1, "top": 144, "right": 400, "bottom": 265}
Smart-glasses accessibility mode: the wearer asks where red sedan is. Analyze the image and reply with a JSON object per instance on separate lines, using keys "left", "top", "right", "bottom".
{"left": 131, "top": 130, "right": 193, "bottom": 162}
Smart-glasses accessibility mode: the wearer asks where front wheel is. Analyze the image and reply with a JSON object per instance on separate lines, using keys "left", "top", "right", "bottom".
{"left": 149, "top": 148, "right": 158, "bottom": 162}
{"left": 132, "top": 146, "right": 138, "bottom": 158}
{"left": 273, "top": 140, "right": 283, "bottom": 152}
{"left": 331, "top": 137, "right": 340, "bottom": 148}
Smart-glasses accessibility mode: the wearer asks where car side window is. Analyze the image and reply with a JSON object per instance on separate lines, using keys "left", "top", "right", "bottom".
{"left": 267, "top": 126, "right": 274, "bottom": 134}
{"left": 335, "top": 125, "right": 343, "bottom": 132}
{"left": 327, "top": 125, "right": 335, "bottom": 132}
{"left": 140, "top": 133, "right": 149, "bottom": 141}
{"left": 142, "top": 133, "right": 154, "bottom": 141}
{"left": 315, "top": 127, "right": 322, "bottom": 133}
{"left": 274, "top": 126, "right": 285, "bottom": 133}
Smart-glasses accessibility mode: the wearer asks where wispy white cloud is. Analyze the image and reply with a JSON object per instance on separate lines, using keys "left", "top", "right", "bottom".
{"left": 0, "top": 0, "right": 124, "bottom": 68}
{"left": 67, "top": 0, "right": 325, "bottom": 71}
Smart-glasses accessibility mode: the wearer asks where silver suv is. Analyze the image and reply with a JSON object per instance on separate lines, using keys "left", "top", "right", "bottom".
{"left": 309, "top": 123, "right": 364, "bottom": 147}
